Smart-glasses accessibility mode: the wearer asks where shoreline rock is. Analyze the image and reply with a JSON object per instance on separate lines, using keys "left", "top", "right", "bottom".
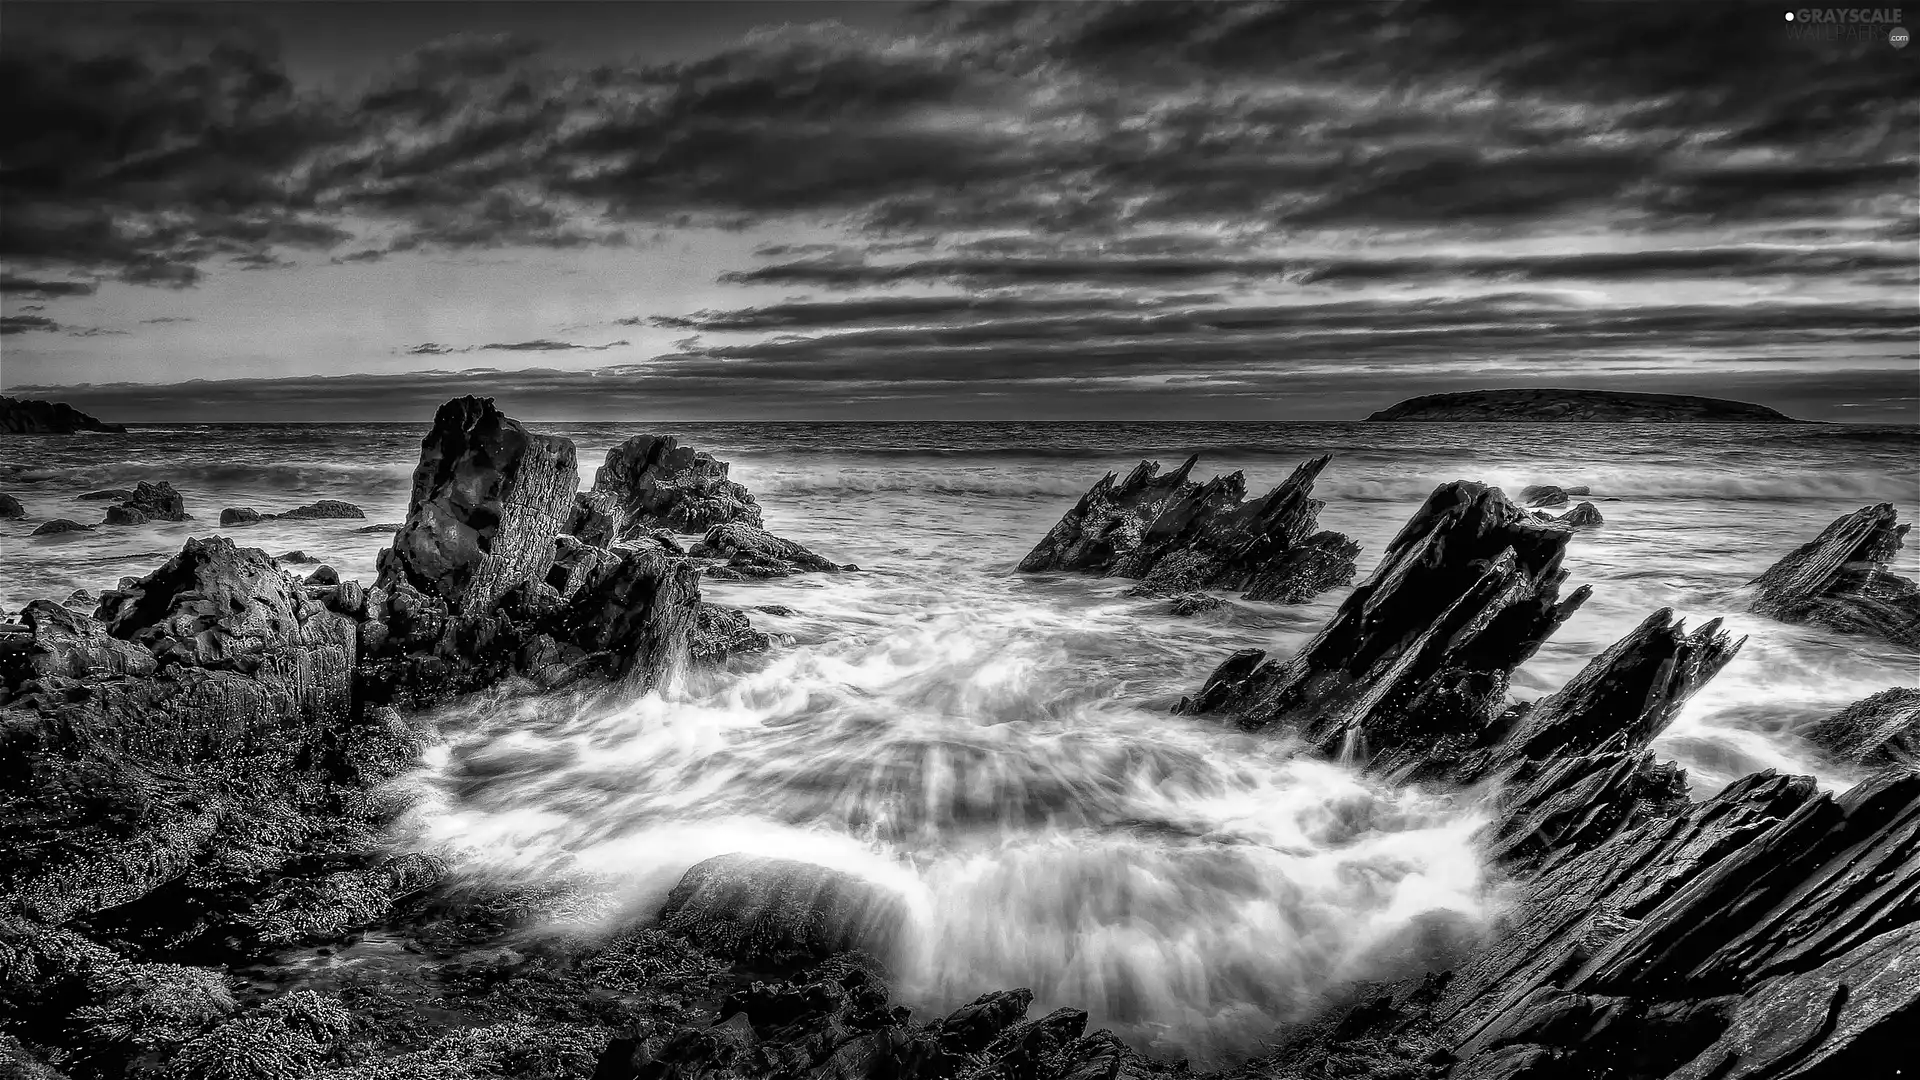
{"left": 100, "top": 480, "right": 190, "bottom": 526}
{"left": 1021, "top": 454, "right": 1360, "bottom": 605}
{"left": 590, "top": 433, "right": 763, "bottom": 537}
{"left": 1747, "top": 503, "right": 1920, "bottom": 648}
{"left": 0, "top": 395, "right": 127, "bottom": 434}
{"left": 221, "top": 499, "right": 367, "bottom": 526}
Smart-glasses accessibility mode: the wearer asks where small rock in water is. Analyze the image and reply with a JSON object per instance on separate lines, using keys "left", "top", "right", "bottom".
{"left": 1748, "top": 503, "right": 1920, "bottom": 648}
{"left": 276, "top": 499, "right": 365, "bottom": 520}
{"left": 658, "top": 853, "right": 909, "bottom": 969}
{"left": 1558, "top": 502, "right": 1605, "bottom": 528}
{"left": 76, "top": 488, "right": 134, "bottom": 502}
{"left": 101, "top": 504, "right": 151, "bottom": 526}
{"left": 1169, "top": 592, "right": 1228, "bottom": 616}
{"left": 103, "top": 480, "right": 191, "bottom": 524}
{"left": 220, "top": 507, "right": 262, "bottom": 526}
{"left": 357, "top": 522, "right": 404, "bottom": 533}
{"left": 305, "top": 565, "right": 340, "bottom": 586}
{"left": 275, "top": 550, "right": 319, "bottom": 564}
{"left": 1516, "top": 484, "right": 1588, "bottom": 508}
{"left": 0, "top": 493, "right": 24, "bottom": 519}
{"left": 754, "top": 604, "right": 796, "bottom": 617}
{"left": 30, "top": 518, "right": 94, "bottom": 536}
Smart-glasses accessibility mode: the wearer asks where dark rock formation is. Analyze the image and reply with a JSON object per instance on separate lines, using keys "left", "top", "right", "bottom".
{"left": 275, "top": 499, "right": 365, "bottom": 520}
{"left": 0, "top": 396, "right": 127, "bottom": 434}
{"left": 1558, "top": 501, "right": 1605, "bottom": 528}
{"left": 1170, "top": 592, "right": 1227, "bottom": 616}
{"left": 357, "top": 522, "right": 403, "bottom": 533}
{"left": 1517, "top": 484, "right": 1590, "bottom": 507}
{"left": 1180, "top": 482, "right": 1590, "bottom": 758}
{"left": 1800, "top": 687, "right": 1918, "bottom": 770}
{"left": 690, "top": 522, "right": 850, "bottom": 578}
{"left": 693, "top": 603, "right": 775, "bottom": 661}
{"left": 590, "top": 434, "right": 763, "bottom": 537}
{"left": 0, "top": 494, "right": 23, "bottom": 519}
{"left": 219, "top": 507, "right": 262, "bottom": 526}
{"left": 378, "top": 396, "right": 580, "bottom": 613}
{"left": 1021, "top": 454, "right": 1360, "bottom": 605}
{"left": 101, "top": 481, "right": 189, "bottom": 526}
{"left": 275, "top": 550, "right": 318, "bottom": 564}
{"left": 1747, "top": 503, "right": 1920, "bottom": 648}
{"left": 567, "top": 489, "right": 619, "bottom": 547}
{"left": 77, "top": 489, "right": 134, "bottom": 502}
{"left": 63, "top": 589, "right": 93, "bottom": 610}
{"left": 28, "top": 518, "right": 92, "bottom": 536}
{"left": 659, "top": 855, "right": 909, "bottom": 969}
{"left": 1367, "top": 388, "right": 1806, "bottom": 423}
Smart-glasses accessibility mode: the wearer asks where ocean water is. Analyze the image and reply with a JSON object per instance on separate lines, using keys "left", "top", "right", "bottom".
{"left": 4, "top": 420, "right": 1917, "bottom": 1063}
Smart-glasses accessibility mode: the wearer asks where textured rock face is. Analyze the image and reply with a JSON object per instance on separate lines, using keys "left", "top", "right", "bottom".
{"left": 1021, "top": 454, "right": 1360, "bottom": 605}
{"left": 102, "top": 481, "right": 190, "bottom": 525}
{"left": 1182, "top": 482, "right": 1589, "bottom": 757}
{"left": 590, "top": 434, "right": 763, "bottom": 537}
{"left": 1558, "top": 501, "right": 1605, "bottom": 528}
{"left": 0, "top": 396, "right": 127, "bottom": 434}
{"left": 1367, "top": 388, "right": 1805, "bottom": 423}
{"left": 219, "top": 506, "right": 262, "bottom": 526}
{"left": 0, "top": 493, "right": 23, "bottom": 519}
{"left": 28, "top": 518, "right": 92, "bottom": 536}
{"left": 690, "top": 522, "right": 849, "bottom": 578}
{"left": 659, "top": 855, "right": 910, "bottom": 969}
{"left": 274, "top": 499, "right": 365, "bottom": 520}
{"left": 1748, "top": 503, "right": 1920, "bottom": 648}
{"left": 377, "top": 396, "right": 580, "bottom": 613}
{"left": 566, "top": 546, "right": 705, "bottom": 687}
{"left": 1800, "top": 687, "right": 1918, "bottom": 770}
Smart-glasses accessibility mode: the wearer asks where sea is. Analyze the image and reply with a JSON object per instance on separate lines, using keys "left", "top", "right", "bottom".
{"left": 3, "top": 420, "right": 1917, "bottom": 1064}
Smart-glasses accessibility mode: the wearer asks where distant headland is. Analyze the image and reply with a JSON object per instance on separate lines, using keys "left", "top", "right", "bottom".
{"left": 0, "top": 395, "right": 127, "bottom": 434}
{"left": 1365, "top": 388, "right": 1809, "bottom": 423}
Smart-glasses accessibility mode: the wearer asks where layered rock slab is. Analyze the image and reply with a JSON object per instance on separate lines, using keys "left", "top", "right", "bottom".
{"left": 1021, "top": 454, "right": 1359, "bottom": 604}
{"left": 1747, "top": 502, "right": 1920, "bottom": 648}
{"left": 590, "top": 434, "right": 763, "bottom": 538}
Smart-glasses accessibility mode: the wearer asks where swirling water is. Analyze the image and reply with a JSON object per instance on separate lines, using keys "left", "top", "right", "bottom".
{"left": 3, "top": 421, "right": 1917, "bottom": 1063}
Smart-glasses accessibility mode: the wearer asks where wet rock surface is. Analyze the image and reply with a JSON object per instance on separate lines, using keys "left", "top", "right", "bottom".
{"left": 223, "top": 500, "right": 367, "bottom": 526}
{"left": 1799, "top": 687, "right": 1918, "bottom": 770}
{"left": 100, "top": 481, "right": 190, "bottom": 525}
{"left": 590, "top": 434, "right": 764, "bottom": 537}
{"left": 689, "top": 522, "right": 851, "bottom": 578}
{"left": 28, "top": 518, "right": 93, "bottom": 536}
{"left": 1747, "top": 502, "right": 1920, "bottom": 648}
{"left": 1022, "top": 454, "right": 1360, "bottom": 606}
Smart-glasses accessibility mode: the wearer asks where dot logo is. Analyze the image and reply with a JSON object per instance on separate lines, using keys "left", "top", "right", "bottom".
{"left": 1893, "top": 25, "right": 1911, "bottom": 45}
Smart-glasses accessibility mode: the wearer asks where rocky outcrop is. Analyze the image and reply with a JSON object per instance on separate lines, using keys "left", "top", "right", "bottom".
{"left": 1180, "top": 482, "right": 1589, "bottom": 758}
{"left": 1517, "top": 484, "right": 1590, "bottom": 508}
{"left": 1747, "top": 503, "right": 1920, "bottom": 648}
{"left": 377, "top": 396, "right": 580, "bottom": 613}
{"left": 1558, "top": 501, "right": 1605, "bottom": 528}
{"left": 28, "top": 518, "right": 92, "bottom": 536}
{"left": 222, "top": 500, "right": 366, "bottom": 526}
{"left": 100, "top": 481, "right": 189, "bottom": 525}
{"left": 1367, "top": 389, "right": 1806, "bottom": 423}
{"left": 590, "top": 434, "right": 763, "bottom": 537}
{"left": 1800, "top": 687, "right": 1918, "bottom": 770}
{"left": 77, "top": 489, "right": 134, "bottom": 502}
{"left": 0, "top": 494, "right": 23, "bottom": 520}
{"left": 690, "top": 523, "right": 851, "bottom": 578}
{"left": 0, "top": 396, "right": 127, "bottom": 434}
{"left": 1021, "top": 454, "right": 1360, "bottom": 605}
{"left": 659, "top": 855, "right": 910, "bottom": 969}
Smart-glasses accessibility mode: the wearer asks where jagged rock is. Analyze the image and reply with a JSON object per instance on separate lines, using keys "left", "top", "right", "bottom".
{"left": 28, "top": 518, "right": 92, "bottom": 536}
{"left": 565, "top": 546, "right": 703, "bottom": 687}
{"left": 275, "top": 500, "right": 364, "bottom": 520}
{"left": 378, "top": 396, "right": 579, "bottom": 614}
{"left": 0, "top": 396, "right": 126, "bottom": 434}
{"left": 1800, "top": 687, "right": 1919, "bottom": 771}
{"left": 590, "top": 434, "right": 763, "bottom": 537}
{"left": 545, "top": 534, "right": 621, "bottom": 600}
{"left": 63, "top": 589, "right": 93, "bottom": 610}
{"left": 1558, "top": 502, "right": 1604, "bottom": 528}
{"left": 1517, "top": 484, "right": 1590, "bottom": 508}
{"left": 219, "top": 507, "right": 262, "bottom": 526}
{"left": 1168, "top": 592, "right": 1226, "bottom": 616}
{"left": 755, "top": 605, "right": 795, "bottom": 617}
{"left": 305, "top": 565, "right": 339, "bottom": 587}
{"left": 0, "top": 494, "right": 22, "bottom": 520}
{"left": 1748, "top": 503, "right": 1920, "bottom": 648}
{"left": 691, "top": 522, "right": 850, "bottom": 578}
{"left": 275, "top": 550, "right": 318, "bottom": 564}
{"left": 658, "top": 854, "right": 910, "bottom": 969}
{"left": 103, "top": 481, "right": 189, "bottom": 524}
{"left": 1181, "top": 482, "right": 1589, "bottom": 758}
{"left": 693, "top": 604, "right": 773, "bottom": 661}
{"left": 1022, "top": 454, "right": 1360, "bottom": 605}
{"left": 566, "top": 490, "right": 619, "bottom": 548}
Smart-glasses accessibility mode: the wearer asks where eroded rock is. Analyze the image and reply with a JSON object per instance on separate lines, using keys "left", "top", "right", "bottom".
{"left": 658, "top": 854, "right": 910, "bottom": 969}
{"left": 1748, "top": 503, "right": 1920, "bottom": 648}
{"left": 690, "top": 522, "right": 849, "bottom": 578}
{"left": 1800, "top": 687, "right": 1918, "bottom": 771}
{"left": 590, "top": 434, "right": 763, "bottom": 537}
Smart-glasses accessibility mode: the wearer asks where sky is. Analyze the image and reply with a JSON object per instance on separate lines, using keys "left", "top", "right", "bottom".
{"left": 1, "top": 0, "right": 1916, "bottom": 422}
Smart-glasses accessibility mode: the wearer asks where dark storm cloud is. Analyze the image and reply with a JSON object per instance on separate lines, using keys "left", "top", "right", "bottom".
{"left": 721, "top": 245, "right": 1919, "bottom": 290}
{"left": 0, "top": 276, "right": 96, "bottom": 297}
{"left": 6, "top": 1, "right": 1909, "bottom": 289}
{"left": 1, "top": 314, "right": 59, "bottom": 334}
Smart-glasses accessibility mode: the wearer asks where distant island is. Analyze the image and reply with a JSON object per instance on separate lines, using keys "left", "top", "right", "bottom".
{"left": 0, "top": 395, "right": 127, "bottom": 434}
{"left": 1365, "top": 388, "right": 1808, "bottom": 423}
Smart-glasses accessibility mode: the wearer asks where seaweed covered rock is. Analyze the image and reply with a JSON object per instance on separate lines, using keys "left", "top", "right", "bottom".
{"left": 1748, "top": 503, "right": 1920, "bottom": 648}
{"left": 1799, "top": 687, "right": 1919, "bottom": 770}
{"left": 659, "top": 855, "right": 910, "bottom": 970}
{"left": 377, "top": 396, "right": 580, "bottom": 614}
{"left": 690, "top": 522, "right": 849, "bottom": 578}
{"left": 1181, "top": 481, "right": 1589, "bottom": 757}
{"left": 590, "top": 434, "right": 763, "bottom": 538}
{"left": 1021, "top": 454, "right": 1359, "bottom": 605}
{"left": 101, "top": 481, "right": 190, "bottom": 525}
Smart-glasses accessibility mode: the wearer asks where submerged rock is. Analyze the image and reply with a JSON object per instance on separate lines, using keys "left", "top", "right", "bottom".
{"left": 28, "top": 518, "right": 92, "bottom": 536}
{"left": 1800, "top": 687, "right": 1918, "bottom": 770}
{"left": 274, "top": 550, "right": 318, "bottom": 564}
{"left": 693, "top": 603, "right": 774, "bottom": 660}
{"left": 590, "top": 434, "right": 763, "bottom": 537}
{"left": 275, "top": 499, "right": 365, "bottom": 520}
{"left": 219, "top": 506, "right": 263, "bottom": 526}
{"left": 1748, "top": 503, "right": 1920, "bottom": 648}
{"left": 690, "top": 522, "right": 849, "bottom": 578}
{"left": 378, "top": 396, "right": 580, "bottom": 613}
{"left": 77, "top": 488, "right": 135, "bottom": 502}
{"left": 658, "top": 854, "right": 910, "bottom": 969}
{"left": 0, "top": 493, "right": 23, "bottom": 519}
{"left": 1022, "top": 454, "right": 1359, "bottom": 605}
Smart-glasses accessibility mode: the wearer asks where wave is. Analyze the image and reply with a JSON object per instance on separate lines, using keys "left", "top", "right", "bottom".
{"left": 4, "top": 460, "right": 415, "bottom": 491}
